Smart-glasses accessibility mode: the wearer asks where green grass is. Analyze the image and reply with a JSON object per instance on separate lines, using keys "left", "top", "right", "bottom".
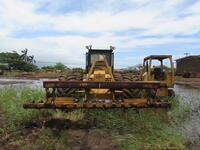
{"left": 0, "top": 88, "right": 53, "bottom": 130}
{"left": 0, "top": 88, "right": 70, "bottom": 150}
{"left": 0, "top": 88, "right": 189, "bottom": 150}
{"left": 167, "top": 96, "right": 191, "bottom": 123}
{"left": 0, "top": 128, "right": 4, "bottom": 134}
{"left": 19, "top": 128, "right": 70, "bottom": 150}
{"left": 87, "top": 108, "right": 187, "bottom": 149}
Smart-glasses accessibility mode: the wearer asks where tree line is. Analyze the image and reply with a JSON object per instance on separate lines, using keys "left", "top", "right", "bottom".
{"left": 41, "top": 62, "right": 84, "bottom": 73}
{"left": 0, "top": 49, "right": 84, "bottom": 72}
{"left": 0, "top": 49, "right": 38, "bottom": 72}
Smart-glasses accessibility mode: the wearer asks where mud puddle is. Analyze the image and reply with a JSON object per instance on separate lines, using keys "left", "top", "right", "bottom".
{"left": 0, "top": 78, "right": 56, "bottom": 89}
{"left": 174, "top": 85, "right": 200, "bottom": 149}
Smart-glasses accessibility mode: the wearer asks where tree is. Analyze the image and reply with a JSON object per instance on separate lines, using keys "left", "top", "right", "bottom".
{"left": 20, "top": 49, "right": 28, "bottom": 62}
{"left": 0, "top": 49, "right": 38, "bottom": 72}
{"left": 54, "top": 63, "right": 66, "bottom": 71}
{"left": 41, "top": 66, "right": 54, "bottom": 70}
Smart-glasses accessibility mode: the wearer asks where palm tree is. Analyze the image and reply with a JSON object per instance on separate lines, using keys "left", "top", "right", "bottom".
{"left": 19, "top": 49, "right": 36, "bottom": 64}
{"left": 20, "top": 48, "right": 28, "bottom": 62}
{"left": 27, "top": 55, "right": 36, "bottom": 64}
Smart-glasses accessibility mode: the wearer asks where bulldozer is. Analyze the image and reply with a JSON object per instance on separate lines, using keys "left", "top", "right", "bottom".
{"left": 24, "top": 46, "right": 173, "bottom": 109}
{"left": 141, "top": 55, "right": 175, "bottom": 97}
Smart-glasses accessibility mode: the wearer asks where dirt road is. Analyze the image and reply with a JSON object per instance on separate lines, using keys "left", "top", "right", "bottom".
{"left": 175, "top": 76, "right": 200, "bottom": 88}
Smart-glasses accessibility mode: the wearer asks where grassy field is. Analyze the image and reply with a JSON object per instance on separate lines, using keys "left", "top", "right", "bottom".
{"left": 0, "top": 88, "right": 189, "bottom": 150}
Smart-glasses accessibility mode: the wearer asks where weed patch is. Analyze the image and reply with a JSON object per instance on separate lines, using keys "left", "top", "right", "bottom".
{"left": 0, "top": 88, "right": 189, "bottom": 150}
{"left": 168, "top": 96, "right": 191, "bottom": 123}
{"left": 87, "top": 108, "right": 187, "bottom": 149}
{"left": 0, "top": 88, "right": 53, "bottom": 130}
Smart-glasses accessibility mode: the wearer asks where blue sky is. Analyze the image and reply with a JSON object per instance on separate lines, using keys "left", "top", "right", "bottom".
{"left": 0, "top": 0, "right": 200, "bottom": 68}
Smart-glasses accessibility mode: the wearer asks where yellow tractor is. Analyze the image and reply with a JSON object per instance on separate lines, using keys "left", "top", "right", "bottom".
{"left": 141, "top": 55, "right": 175, "bottom": 97}
{"left": 24, "top": 46, "right": 173, "bottom": 109}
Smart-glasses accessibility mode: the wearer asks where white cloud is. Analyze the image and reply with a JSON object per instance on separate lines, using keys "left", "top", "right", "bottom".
{"left": 187, "top": 1, "right": 200, "bottom": 14}
{"left": 0, "top": 0, "right": 200, "bottom": 67}
{"left": 1, "top": 0, "right": 199, "bottom": 34}
{"left": 0, "top": 0, "right": 160, "bottom": 33}
{"left": 143, "top": 14, "right": 200, "bottom": 36}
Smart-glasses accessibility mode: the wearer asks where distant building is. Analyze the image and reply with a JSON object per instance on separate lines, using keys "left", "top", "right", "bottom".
{"left": 176, "top": 55, "right": 200, "bottom": 78}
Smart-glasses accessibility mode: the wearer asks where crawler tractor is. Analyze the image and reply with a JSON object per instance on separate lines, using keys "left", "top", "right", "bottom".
{"left": 24, "top": 46, "right": 173, "bottom": 109}
{"left": 141, "top": 55, "right": 175, "bottom": 97}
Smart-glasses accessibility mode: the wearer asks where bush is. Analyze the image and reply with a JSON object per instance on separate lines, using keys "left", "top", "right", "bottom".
{"left": 54, "top": 63, "right": 66, "bottom": 71}
{"left": 41, "top": 66, "right": 54, "bottom": 70}
{"left": 42, "top": 63, "right": 70, "bottom": 72}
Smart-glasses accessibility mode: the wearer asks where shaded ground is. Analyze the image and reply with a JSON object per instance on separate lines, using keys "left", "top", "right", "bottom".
{"left": 0, "top": 110, "right": 5, "bottom": 129}
{"left": 0, "top": 116, "right": 118, "bottom": 150}
{"left": 67, "top": 129, "right": 117, "bottom": 150}
{"left": 44, "top": 117, "right": 117, "bottom": 150}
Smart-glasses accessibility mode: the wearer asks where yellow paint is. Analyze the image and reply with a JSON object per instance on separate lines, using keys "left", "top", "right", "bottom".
{"left": 141, "top": 55, "right": 174, "bottom": 97}
{"left": 156, "top": 87, "right": 168, "bottom": 97}
{"left": 90, "top": 89, "right": 110, "bottom": 94}
{"left": 54, "top": 97, "right": 74, "bottom": 104}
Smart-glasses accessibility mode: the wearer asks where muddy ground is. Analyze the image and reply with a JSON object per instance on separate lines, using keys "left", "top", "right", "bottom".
{"left": 0, "top": 110, "right": 5, "bottom": 129}
{"left": 1, "top": 75, "right": 200, "bottom": 90}
{"left": 0, "top": 71, "right": 62, "bottom": 79}
{"left": 175, "top": 76, "right": 200, "bottom": 88}
{"left": 0, "top": 115, "right": 118, "bottom": 150}
{"left": 2, "top": 71, "right": 200, "bottom": 86}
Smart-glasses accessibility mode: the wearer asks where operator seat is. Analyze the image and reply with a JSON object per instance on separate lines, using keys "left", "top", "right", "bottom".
{"left": 153, "top": 67, "right": 165, "bottom": 80}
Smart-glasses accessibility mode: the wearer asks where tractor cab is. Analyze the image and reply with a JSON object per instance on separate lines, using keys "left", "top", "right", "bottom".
{"left": 85, "top": 46, "right": 115, "bottom": 82}
{"left": 141, "top": 55, "right": 174, "bottom": 88}
{"left": 85, "top": 46, "right": 114, "bottom": 73}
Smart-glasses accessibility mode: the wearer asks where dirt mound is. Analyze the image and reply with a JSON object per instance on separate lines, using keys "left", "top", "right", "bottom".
{"left": 44, "top": 117, "right": 95, "bottom": 130}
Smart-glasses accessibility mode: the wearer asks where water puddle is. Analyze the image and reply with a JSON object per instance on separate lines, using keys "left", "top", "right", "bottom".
{"left": 0, "top": 78, "right": 56, "bottom": 89}
{"left": 174, "top": 85, "right": 200, "bottom": 149}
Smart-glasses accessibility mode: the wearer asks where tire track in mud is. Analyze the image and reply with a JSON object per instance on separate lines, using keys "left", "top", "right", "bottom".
{"left": 80, "top": 112, "right": 90, "bottom": 150}
{"left": 80, "top": 129, "right": 89, "bottom": 150}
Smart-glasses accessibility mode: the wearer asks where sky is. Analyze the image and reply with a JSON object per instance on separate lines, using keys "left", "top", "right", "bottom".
{"left": 0, "top": 0, "right": 200, "bottom": 68}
